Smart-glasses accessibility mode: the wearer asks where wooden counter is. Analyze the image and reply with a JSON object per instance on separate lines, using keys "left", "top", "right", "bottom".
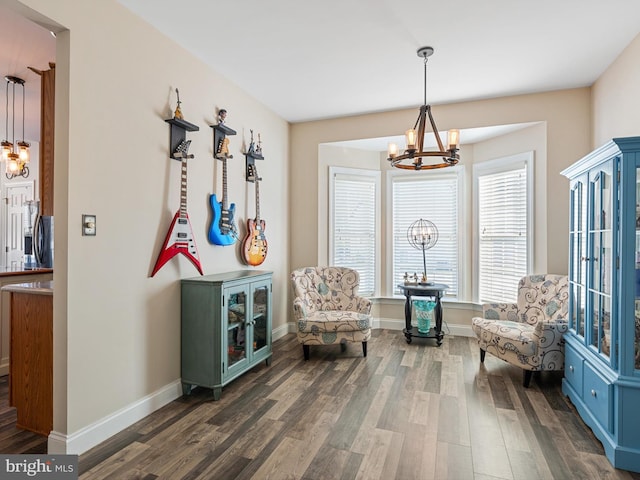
{"left": 0, "top": 271, "right": 53, "bottom": 376}
{"left": 2, "top": 281, "right": 53, "bottom": 436}
{"left": 0, "top": 267, "right": 53, "bottom": 278}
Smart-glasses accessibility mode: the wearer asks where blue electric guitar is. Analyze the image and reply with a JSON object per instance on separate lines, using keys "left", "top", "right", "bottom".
{"left": 208, "top": 137, "right": 238, "bottom": 245}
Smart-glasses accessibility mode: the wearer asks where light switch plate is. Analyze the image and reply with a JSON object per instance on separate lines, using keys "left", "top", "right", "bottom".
{"left": 82, "top": 214, "right": 96, "bottom": 236}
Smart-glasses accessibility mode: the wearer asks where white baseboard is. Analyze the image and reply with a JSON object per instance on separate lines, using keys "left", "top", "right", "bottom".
{"left": 48, "top": 379, "right": 183, "bottom": 455}
{"left": 445, "top": 323, "right": 475, "bottom": 337}
{"left": 283, "top": 318, "right": 475, "bottom": 337}
{"left": 47, "top": 320, "right": 475, "bottom": 455}
{"left": 272, "top": 323, "right": 290, "bottom": 341}
{"left": 374, "top": 317, "right": 475, "bottom": 337}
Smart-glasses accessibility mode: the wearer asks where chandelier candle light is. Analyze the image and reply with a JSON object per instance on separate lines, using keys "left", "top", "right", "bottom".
{"left": 1, "top": 75, "right": 30, "bottom": 179}
{"left": 407, "top": 218, "right": 439, "bottom": 285}
{"left": 388, "top": 46, "right": 459, "bottom": 170}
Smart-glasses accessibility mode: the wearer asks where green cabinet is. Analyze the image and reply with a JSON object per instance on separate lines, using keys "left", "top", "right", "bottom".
{"left": 561, "top": 137, "right": 640, "bottom": 472}
{"left": 181, "top": 270, "right": 272, "bottom": 400}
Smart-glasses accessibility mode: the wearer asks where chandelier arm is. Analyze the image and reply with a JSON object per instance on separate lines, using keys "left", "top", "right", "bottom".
{"left": 412, "top": 111, "right": 421, "bottom": 131}
{"left": 426, "top": 105, "right": 446, "bottom": 153}
{"left": 416, "top": 105, "right": 427, "bottom": 153}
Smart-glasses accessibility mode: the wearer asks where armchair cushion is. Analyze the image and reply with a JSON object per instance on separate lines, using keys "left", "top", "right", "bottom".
{"left": 471, "top": 318, "right": 538, "bottom": 357}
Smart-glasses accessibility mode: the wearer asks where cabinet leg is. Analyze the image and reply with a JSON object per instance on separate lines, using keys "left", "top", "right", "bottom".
{"left": 480, "top": 348, "right": 486, "bottom": 363}
{"left": 212, "top": 387, "right": 222, "bottom": 401}
{"left": 182, "top": 383, "right": 193, "bottom": 396}
{"left": 303, "top": 345, "right": 310, "bottom": 361}
{"left": 362, "top": 341, "right": 367, "bottom": 357}
{"left": 523, "top": 370, "right": 532, "bottom": 388}
{"left": 340, "top": 342, "right": 347, "bottom": 353}
{"left": 266, "top": 356, "right": 272, "bottom": 366}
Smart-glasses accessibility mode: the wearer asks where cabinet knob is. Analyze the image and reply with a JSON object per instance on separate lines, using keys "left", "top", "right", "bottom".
{"left": 581, "top": 256, "right": 590, "bottom": 262}
{"left": 591, "top": 389, "right": 597, "bottom": 397}
{"left": 569, "top": 365, "right": 574, "bottom": 372}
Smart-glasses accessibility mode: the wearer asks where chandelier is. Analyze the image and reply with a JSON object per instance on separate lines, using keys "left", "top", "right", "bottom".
{"left": 1, "top": 76, "right": 30, "bottom": 179}
{"left": 388, "top": 47, "right": 459, "bottom": 170}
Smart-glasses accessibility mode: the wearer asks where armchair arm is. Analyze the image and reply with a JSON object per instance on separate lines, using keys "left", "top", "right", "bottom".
{"left": 482, "top": 302, "right": 518, "bottom": 321}
{"left": 354, "top": 296, "right": 372, "bottom": 315}
{"left": 293, "top": 297, "right": 309, "bottom": 321}
{"left": 533, "top": 318, "right": 569, "bottom": 337}
{"left": 532, "top": 318, "right": 569, "bottom": 352}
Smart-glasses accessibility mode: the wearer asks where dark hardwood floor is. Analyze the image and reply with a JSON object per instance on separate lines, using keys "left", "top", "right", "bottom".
{"left": 4, "top": 330, "right": 640, "bottom": 479}
{"left": 0, "top": 376, "right": 47, "bottom": 454}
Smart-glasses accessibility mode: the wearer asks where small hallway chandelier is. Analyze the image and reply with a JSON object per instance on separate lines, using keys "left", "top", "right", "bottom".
{"left": 1, "top": 75, "right": 30, "bottom": 179}
{"left": 388, "top": 46, "right": 460, "bottom": 170}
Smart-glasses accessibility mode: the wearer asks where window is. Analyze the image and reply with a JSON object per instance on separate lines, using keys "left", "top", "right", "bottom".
{"left": 389, "top": 169, "right": 462, "bottom": 297}
{"left": 474, "top": 152, "right": 533, "bottom": 303}
{"left": 329, "top": 167, "right": 380, "bottom": 296}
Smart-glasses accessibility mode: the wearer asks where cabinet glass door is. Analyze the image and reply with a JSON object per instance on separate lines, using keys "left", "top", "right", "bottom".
{"left": 635, "top": 167, "right": 640, "bottom": 369}
{"left": 226, "top": 289, "right": 248, "bottom": 369}
{"left": 252, "top": 283, "right": 270, "bottom": 355}
{"left": 569, "top": 179, "right": 587, "bottom": 337}
{"left": 589, "top": 166, "right": 613, "bottom": 361}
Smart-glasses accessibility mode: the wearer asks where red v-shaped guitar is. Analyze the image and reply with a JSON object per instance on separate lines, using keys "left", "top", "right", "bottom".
{"left": 151, "top": 140, "right": 203, "bottom": 276}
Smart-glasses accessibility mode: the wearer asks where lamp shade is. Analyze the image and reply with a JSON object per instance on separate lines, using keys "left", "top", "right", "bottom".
{"left": 388, "top": 142, "right": 398, "bottom": 159}
{"left": 448, "top": 129, "right": 460, "bottom": 149}
{"left": 405, "top": 129, "right": 417, "bottom": 151}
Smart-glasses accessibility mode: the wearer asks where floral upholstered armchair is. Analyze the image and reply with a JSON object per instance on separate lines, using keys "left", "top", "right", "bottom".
{"left": 291, "top": 266, "right": 372, "bottom": 360}
{"left": 471, "top": 274, "right": 569, "bottom": 387}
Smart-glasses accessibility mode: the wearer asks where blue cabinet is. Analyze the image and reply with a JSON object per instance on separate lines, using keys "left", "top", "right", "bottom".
{"left": 562, "top": 137, "right": 640, "bottom": 472}
{"left": 181, "top": 270, "right": 272, "bottom": 400}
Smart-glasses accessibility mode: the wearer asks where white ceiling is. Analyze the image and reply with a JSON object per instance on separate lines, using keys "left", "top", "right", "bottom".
{"left": 0, "top": 4, "right": 55, "bottom": 143}
{"left": 3, "top": 1, "right": 640, "bottom": 145}
{"left": 117, "top": 0, "right": 640, "bottom": 124}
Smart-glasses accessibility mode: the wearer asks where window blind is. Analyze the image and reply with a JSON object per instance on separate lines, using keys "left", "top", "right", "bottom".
{"left": 392, "top": 175, "right": 459, "bottom": 296}
{"left": 331, "top": 172, "right": 377, "bottom": 296}
{"left": 477, "top": 166, "right": 528, "bottom": 303}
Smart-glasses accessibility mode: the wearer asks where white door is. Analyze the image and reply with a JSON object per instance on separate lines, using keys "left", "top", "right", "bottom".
{"left": 2, "top": 182, "right": 34, "bottom": 269}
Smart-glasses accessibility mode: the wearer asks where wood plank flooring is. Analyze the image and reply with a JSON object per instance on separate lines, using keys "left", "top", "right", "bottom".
{"left": 4, "top": 330, "right": 640, "bottom": 479}
{"left": 0, "top": 375, "right": 47, "bottom": 454}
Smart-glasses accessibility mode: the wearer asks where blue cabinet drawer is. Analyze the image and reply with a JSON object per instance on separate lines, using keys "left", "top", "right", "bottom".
{"left": 583, "top": 362, "right": 612, "bottom": 432}
{"left": 564, "top": 346, "right": 583, "bottom": 395}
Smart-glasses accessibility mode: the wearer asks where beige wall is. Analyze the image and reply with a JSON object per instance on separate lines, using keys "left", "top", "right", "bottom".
{"left": 14, "top": 0, "right": 290, "bottom": 444}
{"left": 592, "top": 33, "right": 640, "bottom": 146}
{"left": 291, "top": 90, "right": 592, "bottom": 291}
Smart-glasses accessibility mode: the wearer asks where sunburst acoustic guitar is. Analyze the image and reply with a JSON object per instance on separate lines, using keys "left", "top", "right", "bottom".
{"left": 242, "top": 163, "right": 267, "bottom": 266}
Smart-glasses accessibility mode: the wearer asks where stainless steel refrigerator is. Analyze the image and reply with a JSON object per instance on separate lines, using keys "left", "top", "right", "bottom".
{"left": 33, "top": 214, "right": 54, "bottom": 268}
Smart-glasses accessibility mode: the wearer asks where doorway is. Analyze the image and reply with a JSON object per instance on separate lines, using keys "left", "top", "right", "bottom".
{"left": 1, "top": 181, "right": 35, "bottom": 269}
